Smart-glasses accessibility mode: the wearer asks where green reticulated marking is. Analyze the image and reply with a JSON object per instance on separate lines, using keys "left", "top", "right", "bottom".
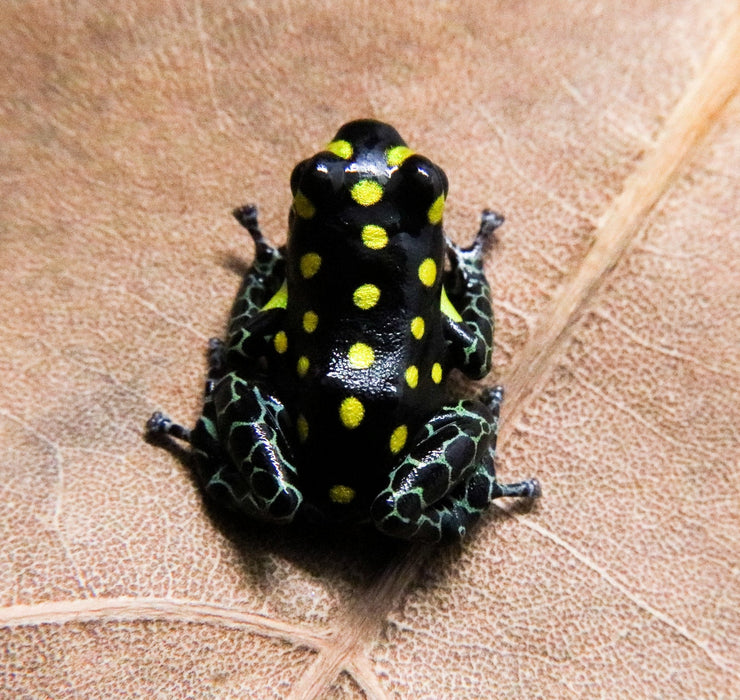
{"left": 199, "top": 415, "right": 218, "bottom": 440}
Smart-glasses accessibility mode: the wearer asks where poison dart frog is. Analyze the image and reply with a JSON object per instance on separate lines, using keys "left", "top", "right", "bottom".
{"left": 147, "top": 119, "right": 540, "bottom": 542}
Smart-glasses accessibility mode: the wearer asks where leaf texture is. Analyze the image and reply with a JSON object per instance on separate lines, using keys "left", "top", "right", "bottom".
{"left": 1, "top": 1, "right": 738, "bottom": 697}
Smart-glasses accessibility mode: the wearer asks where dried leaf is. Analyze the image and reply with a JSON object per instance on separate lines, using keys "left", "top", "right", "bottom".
{"left": 1, "top": 1, "right": 738, "bottom": 697}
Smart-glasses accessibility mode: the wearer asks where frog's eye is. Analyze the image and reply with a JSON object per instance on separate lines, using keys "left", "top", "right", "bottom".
{"left": 290, "top": 156, "right": 345, "bottom": 216}
{"left": 395, "top": 155, "right": 449, "bottom": 226}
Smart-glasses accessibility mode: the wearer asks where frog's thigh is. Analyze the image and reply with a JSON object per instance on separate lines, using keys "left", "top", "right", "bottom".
{"left": 371, "top": 399, "right": 497, "bottom": 541}
{"left": 193, "top": 374, "right": 303, "bottom": 524}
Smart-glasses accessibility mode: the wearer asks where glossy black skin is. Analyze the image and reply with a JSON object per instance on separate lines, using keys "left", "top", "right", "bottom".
{"left": 276, "top": 122, "right": 448, "bottom": 515}
{"left": 147, "top": 120, "right": 540, "bottom": 541}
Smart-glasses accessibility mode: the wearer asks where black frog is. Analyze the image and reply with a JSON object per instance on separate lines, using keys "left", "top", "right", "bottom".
{"left": 147, "top": 119, "right": 540, "bottom": 541}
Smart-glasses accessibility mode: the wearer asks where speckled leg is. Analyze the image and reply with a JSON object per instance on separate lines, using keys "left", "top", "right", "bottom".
{"left": 198, "top": 205, "right": 284, "bottom": 388}
{"left": 226, "top": 205, "right": 285, "bottom": 337}
{"left": 443, "top": 210, "right": 503, "bottom": 379}
{"left": 371, "top": 386, "right": 540, "bottom": 542}
{"left": 191, "top": 373, "right": 303, "bottom": 524}
{"left": 223, "top": 205, "right": 286, "bottom": 372}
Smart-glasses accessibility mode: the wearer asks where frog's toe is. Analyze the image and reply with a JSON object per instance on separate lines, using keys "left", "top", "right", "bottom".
{"left": 146, "top": 411, "right": 167, "bottom": 433}
{"left": 145, "top": 411, "right": 191, "bottom": 443}
{"left": 527, "top": 478, "right": 542, "bottom": 498}
{"left": 496, "top": 477, "right": 541, "bottom": 499}
{"left": 232, "top": 204, "right": 265, "bottom": 243}
{"left": 479, "top": 385, "right": 504, "bottom": 411}
{"left": 462, "top": 209, "right": 504, "bottom": 253}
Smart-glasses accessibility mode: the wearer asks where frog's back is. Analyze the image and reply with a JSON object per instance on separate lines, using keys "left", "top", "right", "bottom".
{"left": 269, "top": 121, "right": 452, "bottom": 503}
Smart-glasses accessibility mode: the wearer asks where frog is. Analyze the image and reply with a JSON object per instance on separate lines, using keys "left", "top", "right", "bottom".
{"left": 146, "top": 119, "right": 540, "bottom": 542}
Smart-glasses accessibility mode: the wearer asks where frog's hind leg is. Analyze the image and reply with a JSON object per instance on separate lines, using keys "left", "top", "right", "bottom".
{"left": 371, "top": 389, "right": 539, "bottom": 542}
{"left": 192, "top": 373, "right": 303, "bottom": 524}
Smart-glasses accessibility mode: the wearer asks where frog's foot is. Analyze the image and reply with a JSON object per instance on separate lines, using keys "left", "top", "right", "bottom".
{"left": 447, "top": 209, "right": 504, "bottom": 263}
{"left": 495, "top": 477, "right": 542, "bottom": 499}
{"left": 145, "top": 411, "right": 191, "bottom": 443}
{"left": 232, "top": 204, "right": 264, "bottom": 244}
{"left": 479, "top": 384, "right": 504, "bottom": 414}
{"left": 371, "top": 398, "right": 539, "bottom": 542}
{"left": 473, "top": 208, "right": 504, "bottom": 251}
{"left": 193, "top": 374, "right": 304, "bottom": 524}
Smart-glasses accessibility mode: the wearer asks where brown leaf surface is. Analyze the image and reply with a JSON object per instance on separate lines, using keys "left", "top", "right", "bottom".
{"left": 1, "top": 1, "right": 738, "bottom": 697}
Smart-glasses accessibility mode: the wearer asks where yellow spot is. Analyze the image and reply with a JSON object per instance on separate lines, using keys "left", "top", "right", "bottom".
{"left": 339, "top": 396, "right": 364, "bottom": 429}
{"left": 353, "top": 283, "right": 381, "bottom": 310}
{"left": 329, "top": 484, "right": 356, "bottom": 504}
{"left": 326, "top": 139, "right": 353, "bottom": 159}
{"left": 440, "top": 286, "right": 463, "bottom": 322}
{"left": 410, "top": 316, "right": 425, "bottom": 339}
{"left": 386, "top": 145, "right": 414, "bottom": 167}
{"left": 431, "top": 362, "right": 443, "bottom": 383}
{"left": 428, "top": 194, "right": 445, "bottom": 224}
{"left": 405, "top": 365, "right": 418, "bottom": 388}
{"left": 303, "top": 310, "right": 319, "bottom": 333}
{"left": 274, "top": 331, "right": 288, "bottom": 354}
{"left": 348, "top": 342, "right": 374, "bottom": 370}
{"left": 297, "top": 355, "right": 310, "bottom": 377}
{"left": 262, "top": 280, "right": 288, "bottom": 310}
{"left": 293, "top": 190, "right": 316, "bottom": 219}
{"left": 418, "top": 258, "right": 437, "bottom": 287}
{"left": 390, "top": 424, "right": 408, "bottom": 454}
{"left": 351, "top": 179, "right": 383, "bottom": 206}
{"left": 361, "top": 224, "right": 388, "bottom": 249}
{"left": 300, "top": 252, "right": 322, "bottom": 279}
{"left": 297, "top": 414, "right": 309, "bottom": 442}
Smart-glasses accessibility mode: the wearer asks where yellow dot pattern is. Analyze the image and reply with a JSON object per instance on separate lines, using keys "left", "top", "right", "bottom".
{"left": 351, "top": 179, "right": 383, "bottom": 206}
{"left": 292, "top": 134, "right": 451, "bottom": 444}
{"left": 348, "top": 342, "right": 375, "bottom": 370}
{"left": 431, "top": 362, "right": 443, "bottom": 383}
{"left": 274, "top": 331, "right": 288, "bottom": 354}
{"left": 428, "top": 194, "right": 445, "bottom": 225}
{"left": 326, "top": 139, "right": 353, "bottom": 159}
{"left": 297, "top": 355, "right": 310, "bottom": 377}
{"left": 340, "top": 396, "right": 364, "bottom": 429}
{"left": 410, "top": 316, "right": 425, "bottom": 339}
{"left": 386, "top": 145, "right": 414, "bottom": 167}
{"left": 293, "top": 191, "right": 316, "bottom": 219}
{"left": 300, "top": 252, "right": 322, "bottom": 279}
{"left": 361, "top": 224, "right": 388, "bottom": 249}
{"left": 405, "top": 365, "right": 418, "bottom": 388}
{"left": 303, "top": 310, "right": 318, "bottom": 333}
{"left": 297, "top": 414, "right": 309, "bottom": 442}
{"left": 329, "top": 484, "right": 356, "bottom": 504}
{"left": 418, "top": 258, "right": 437, "bottom": 287}
{"left": 390, "top": 424, "right": 408, "bottom": 454}
{"left": 353, "top": 283, "right": 381, "bottom": 310}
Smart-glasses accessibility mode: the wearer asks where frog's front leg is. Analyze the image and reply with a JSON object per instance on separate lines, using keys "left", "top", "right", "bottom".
{"left": 226, "top": 205, "right": 286, "bottom": 341}
{"left": 191, "top": 373, "right": 304, "bottom": 524}
{"left": 371, "top": 387, "right": 540, "bottom": 542}
{"left": 443, "top": 210, "right": 504, "bottom": 379}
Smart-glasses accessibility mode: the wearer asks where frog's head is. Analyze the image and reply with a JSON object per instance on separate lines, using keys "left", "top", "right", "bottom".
{"left": 289, "top": 120, "right": 448, "bottom": 238}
